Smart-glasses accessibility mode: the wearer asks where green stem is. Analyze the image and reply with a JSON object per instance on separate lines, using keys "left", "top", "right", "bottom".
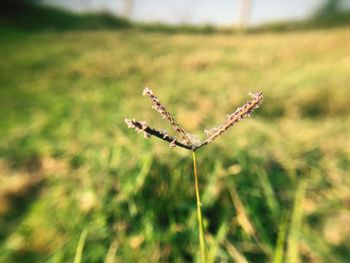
{"left": 192, "top": 151, "right": 207, "bottom": 263}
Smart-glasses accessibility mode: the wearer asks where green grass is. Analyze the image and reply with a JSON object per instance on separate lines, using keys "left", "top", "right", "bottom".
{"left": 1, "top": 23, "right": 350, "bottom": 262}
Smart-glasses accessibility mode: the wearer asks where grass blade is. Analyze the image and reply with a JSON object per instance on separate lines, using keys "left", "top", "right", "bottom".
{"left": 104, "top": 238, "right": 118, "bottom": 263}
{"left": 74, "top": 229, "right": 88, "bottom": 263}
{"left": 256, "top": 168, "right": 279, "bottom": 219}
{"left": 286, "top": 181, "right": 306, "bottom": 263}
{"left": 224, "top": 240, "right": 249, "bottom": 263}
{"left": 273, "top": 213, "right": 289, "bottom": 263}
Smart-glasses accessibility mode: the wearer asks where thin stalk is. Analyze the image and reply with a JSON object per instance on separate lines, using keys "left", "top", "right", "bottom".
{"left": 192, "top": 151, "right": 207, "bottom": 262}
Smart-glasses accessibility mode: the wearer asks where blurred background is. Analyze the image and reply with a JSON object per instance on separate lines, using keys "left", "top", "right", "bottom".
{"left": 1, "top": 0, "right": 350, "bottom": 262}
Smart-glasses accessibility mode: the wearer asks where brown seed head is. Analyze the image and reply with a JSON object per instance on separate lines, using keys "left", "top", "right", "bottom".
{"left": 143, "top": 87, "right": 194, "bottom": 146}
{"left": 198, "top": 92, "right": 263, "bottom": 149}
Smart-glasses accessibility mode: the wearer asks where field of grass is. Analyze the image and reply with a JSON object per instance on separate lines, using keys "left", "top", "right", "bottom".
{"left": 1, "top": 19, "right": 350, "bottom": 262}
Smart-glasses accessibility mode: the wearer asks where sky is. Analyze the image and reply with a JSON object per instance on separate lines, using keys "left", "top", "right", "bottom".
{"left": 41, "top": 0, "right": 350, "bottom": 26}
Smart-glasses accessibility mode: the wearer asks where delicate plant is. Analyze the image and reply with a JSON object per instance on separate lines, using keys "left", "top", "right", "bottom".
{"left": 125, "top": 87, "right": 263, "bottom": 262}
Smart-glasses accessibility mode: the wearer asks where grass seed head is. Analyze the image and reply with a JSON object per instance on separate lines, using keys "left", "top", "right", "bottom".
{"left": 126, "top": 89, "right": 263, "bottom": 151}
{"left": 143, "top": 87, "right": 194, "bottom": 146}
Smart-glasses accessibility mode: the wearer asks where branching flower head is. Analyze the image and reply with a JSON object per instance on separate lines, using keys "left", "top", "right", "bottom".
{"left": 125, "top": 87, "right": 263, "bottom": 262}
{"left": 125, "top": 87, "right": 263, "bottom": 151}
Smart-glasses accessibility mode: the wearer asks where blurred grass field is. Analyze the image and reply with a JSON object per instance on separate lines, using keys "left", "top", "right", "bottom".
{"left": 1, "top": 7, "right": 350, "bottom": 262}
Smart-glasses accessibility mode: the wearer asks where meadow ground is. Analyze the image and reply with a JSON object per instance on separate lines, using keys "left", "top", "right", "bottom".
{"left": 0, "top": 25, "right": 350, "bottom": 262}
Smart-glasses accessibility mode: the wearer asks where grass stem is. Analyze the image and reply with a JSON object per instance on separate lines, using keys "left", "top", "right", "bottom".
{"left": 192, "top": 151, "right": 207, "bottom": 262}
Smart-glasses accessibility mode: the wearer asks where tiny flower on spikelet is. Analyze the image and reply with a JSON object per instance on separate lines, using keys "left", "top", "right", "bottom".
{"left": 125, "top": 87, "right": 263, "bottom": 151}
